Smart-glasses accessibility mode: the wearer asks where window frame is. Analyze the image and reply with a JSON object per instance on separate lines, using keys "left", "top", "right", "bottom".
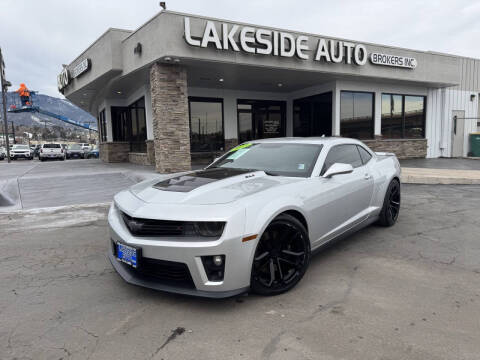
{"left": 381, "top": 93, "right": 426, "bottom": 139}
{"left": 188, "top": 96, "right": 225, "bottom": 152}
{"left": 340, "top": 90, "right": 375, "bottom": 140}
{"left": 356, "top": 145, "right": 373, "bottom": 165}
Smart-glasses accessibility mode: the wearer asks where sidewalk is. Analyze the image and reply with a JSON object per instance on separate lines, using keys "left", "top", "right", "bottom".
{"left": 400, "top": 158, "right": 480, "bottom": 184}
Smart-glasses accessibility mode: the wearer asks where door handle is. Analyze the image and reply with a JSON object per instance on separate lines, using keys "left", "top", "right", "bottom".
{"left": 364, "top": 173, "right": 371, "bottom": 180}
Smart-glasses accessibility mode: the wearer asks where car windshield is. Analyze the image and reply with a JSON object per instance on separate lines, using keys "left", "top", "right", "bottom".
{"left": 208, "top": 143, "right": 322, "bottom": 177}
{"left": 13, "top": 145, "right": 29, "bottom": 150}
{"left": 69, "top": 144, "right": 82, "bottom": 150}
{"left": 43, "top": 144, "right": 61, "bottom": 148}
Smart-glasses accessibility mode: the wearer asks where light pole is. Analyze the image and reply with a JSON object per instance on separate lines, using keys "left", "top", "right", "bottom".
{"left": 10, "top": 120, "right": 15, "bottom": 144}
{"left": 0, "top": 47, "right": 11, "bottom": 162}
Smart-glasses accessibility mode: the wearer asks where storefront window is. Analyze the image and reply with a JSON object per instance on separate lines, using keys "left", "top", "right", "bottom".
{"left": 381, "top": 94, "right": 403, "bottom": 138}
{"left": 237, "top": 100, "right": 286, "bottom": 143}
{"left": 189, "top": 97, "right": 224, "bottom": 152}
{"left": 111, "top": 106, "right": 129, "bottom": 142}
{"left": 98, "top": 109, "right": 107, "bottom": 142}
{"left": 111, "top": 97, "right": 147, "bottom": 152}
{"left": 404, "top": 96, "right": 425, "bottom": 138}
{"left": 340, "top": 91, "right": 374, "bottom": 139}
{"left": 293, "top": 92, "right": 332, "bottom": 137}
{"left": 381, "top": 94, "right": 425, "bottom": 139}
{"left": 129, "top": 97, "right": 147, "bottom": 152}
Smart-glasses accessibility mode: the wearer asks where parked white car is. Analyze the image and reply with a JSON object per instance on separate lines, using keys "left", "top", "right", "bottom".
{"left": 39, "top": 143, "right": 65, "bottom": 161}
{"left": 10, "top": 144, "right": 33, "bottom": 160}
{"left": 108, "top": 137, "right": 401, "bottom": 298}
{"left": 80, "top": 143, "right": 91, "bottom": 152}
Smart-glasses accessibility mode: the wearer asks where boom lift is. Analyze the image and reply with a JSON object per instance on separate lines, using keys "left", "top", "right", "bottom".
{"left": 7, "top": 85, "right": 97, "bottom": 131}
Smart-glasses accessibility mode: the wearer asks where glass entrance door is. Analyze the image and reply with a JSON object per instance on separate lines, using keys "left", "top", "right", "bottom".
{"left": 237, "top": 100, "right": 286, "bottom": 143}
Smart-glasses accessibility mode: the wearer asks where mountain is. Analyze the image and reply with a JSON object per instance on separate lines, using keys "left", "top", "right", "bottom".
{"left": 0, "top": 92, "right": 96, "bottom": 130}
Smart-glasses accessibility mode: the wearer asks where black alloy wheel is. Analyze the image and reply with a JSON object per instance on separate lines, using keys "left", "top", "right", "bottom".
{"left": 378, "top": 179, "right": 401, "bottom": 226}
{"left": 251, "top": 213, "right": 310, "bottom": 295}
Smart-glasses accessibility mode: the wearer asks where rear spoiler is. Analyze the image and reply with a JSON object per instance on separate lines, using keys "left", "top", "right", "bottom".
{"left": 375, "top": 152, "right": 396, "bottom": 157}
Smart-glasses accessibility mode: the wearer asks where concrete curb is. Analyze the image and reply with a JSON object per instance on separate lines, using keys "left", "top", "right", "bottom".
{"left": 401, "top": 167, "right": 480, "bottom": 185}
{"left": 0, "top": 178, "right": 22, "bottom": 211}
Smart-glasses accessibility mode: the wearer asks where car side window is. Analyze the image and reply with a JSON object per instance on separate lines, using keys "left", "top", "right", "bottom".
{"left": 321, "top": 144, "right": 364, "bottom": 175}
{"left": 357, "top": 145, "right": 372, "bottom": 165}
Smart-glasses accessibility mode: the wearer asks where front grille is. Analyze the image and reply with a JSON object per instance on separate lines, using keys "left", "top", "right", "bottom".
{"left": 112, "top": 240, "right": 195, "bottom": 289}
{"left": 137, "top": 258, "right": 195, "bottom": 288}
{"left": 121, "top": 212, "right": 184, "bottom": 236}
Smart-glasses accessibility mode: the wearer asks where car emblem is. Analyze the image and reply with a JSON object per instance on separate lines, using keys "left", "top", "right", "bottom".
{"left": 128, "top": 219, "right": 143, "bottom": 232}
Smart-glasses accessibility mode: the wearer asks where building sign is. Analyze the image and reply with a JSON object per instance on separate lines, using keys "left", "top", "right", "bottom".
{"left": 57, "top": 67, "right": 70, "bottom": 91}
{"left": 184, "top": 17, "right": 368, "bottom": 66}
{"left": 263, "top": 118, "right": 281, "bottom": 135}
{"left": 57, "top": 58, "right": 91, "bottom": 92}
{"left": 370, "top": 53, "right": 417, "bottom": 69}
{"left": 71, "top": 58, "right": 91, "bottom": 78}
{"left": 184, "top": 18, "right": 418, "bottom": 70}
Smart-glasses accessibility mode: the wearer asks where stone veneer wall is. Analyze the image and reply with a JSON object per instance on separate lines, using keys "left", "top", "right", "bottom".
{"left": 146, "top": 140, "right": 155, "bottom": 165}
{"left": 150, "top": 63, "right": 191, "bottom": 173}
{"left": 99, "top": 142, "right": 130, "bottom": 162}
{"left": 363, "top": 138, "right": 427, "bottom": 159}
{"left": 128, "top": 152, "right": 151, "bottom": 166}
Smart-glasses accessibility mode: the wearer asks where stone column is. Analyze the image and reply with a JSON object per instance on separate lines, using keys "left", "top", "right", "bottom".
{"left": 150, "top": 62, "right": 191, "bottom": 173}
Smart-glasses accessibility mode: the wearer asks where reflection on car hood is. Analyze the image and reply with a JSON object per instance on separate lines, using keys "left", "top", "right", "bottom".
{"left": 130, "top": 168, "right": 303, "bottom": 205}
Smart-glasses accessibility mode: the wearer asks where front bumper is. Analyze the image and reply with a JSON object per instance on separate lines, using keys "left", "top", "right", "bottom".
{"left": 11, "top": 153, "right": 31, "bottom": 158}
{"left": 108, "top": 194, "right": 257, "bottom": 298}
{"left": 67, "top": 152, "right": 83, "bottom": 158}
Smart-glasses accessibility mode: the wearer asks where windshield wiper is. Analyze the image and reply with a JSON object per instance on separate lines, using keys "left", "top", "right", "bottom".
{"left": 263, "top": 171, "right": 280, "bottom": 176}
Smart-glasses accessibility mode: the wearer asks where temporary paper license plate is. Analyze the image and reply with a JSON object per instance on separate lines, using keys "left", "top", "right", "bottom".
{"left": 116, "top": 243, "right": 139, "bottom": 268}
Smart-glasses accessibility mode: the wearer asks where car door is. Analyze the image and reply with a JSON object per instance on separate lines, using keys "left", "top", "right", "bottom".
{"left": 307, "top": 144, "right": 374, "bottom": 245}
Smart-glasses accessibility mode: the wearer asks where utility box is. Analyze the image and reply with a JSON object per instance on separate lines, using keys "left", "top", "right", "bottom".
{"left": 469, "top": 133, "right": 480, "bottom": 157}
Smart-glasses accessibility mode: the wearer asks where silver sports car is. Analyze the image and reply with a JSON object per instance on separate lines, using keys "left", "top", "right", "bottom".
{"left": 108, "top": 137, "right": 401, "bottom": 297}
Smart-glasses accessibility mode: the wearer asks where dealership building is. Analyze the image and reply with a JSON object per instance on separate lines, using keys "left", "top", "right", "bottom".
{"left": 59, "top": 10, "right": 480, "bottom": 172}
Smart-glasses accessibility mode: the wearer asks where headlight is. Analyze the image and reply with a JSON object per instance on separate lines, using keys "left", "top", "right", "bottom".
{"left": 184, "top": 222, "right": 225, "bottom": 238}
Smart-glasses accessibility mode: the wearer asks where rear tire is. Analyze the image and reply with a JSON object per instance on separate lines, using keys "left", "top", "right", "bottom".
{"left": 377, "top": 179, "right": 401, "bottom": 227}
{"left": 251, "top": 214, "right": 311, "bottom": 296}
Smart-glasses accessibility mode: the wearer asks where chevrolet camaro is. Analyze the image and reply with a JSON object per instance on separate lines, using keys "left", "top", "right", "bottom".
{"left": 108, "top": 137, "right": 401, "bottom": 297}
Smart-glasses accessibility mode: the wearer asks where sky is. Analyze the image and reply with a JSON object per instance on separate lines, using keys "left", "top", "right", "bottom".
{"left": 1, "top": 0, "right": 480, "bottom": 98}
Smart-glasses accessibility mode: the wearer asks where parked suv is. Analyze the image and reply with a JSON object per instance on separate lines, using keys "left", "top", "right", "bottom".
{"left": 39, "top": 143, "right": 65, "bottom": 161}
{"left": 0, "top": 147, "right": 6, "bottom": 160}
{"left": 10, "top": 144, "right": 33, "bottom": 160}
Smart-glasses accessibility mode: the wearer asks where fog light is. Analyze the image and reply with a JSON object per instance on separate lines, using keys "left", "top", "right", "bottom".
{"left": 201, "top": 255, "right": 225, "bottom": 282}
{"left": 213, "top": 255, "right": 223, "bottom": 266}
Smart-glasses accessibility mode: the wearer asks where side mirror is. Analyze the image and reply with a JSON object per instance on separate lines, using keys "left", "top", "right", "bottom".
{"left": 322, "top": 163, "right": 354, "bottom": 178}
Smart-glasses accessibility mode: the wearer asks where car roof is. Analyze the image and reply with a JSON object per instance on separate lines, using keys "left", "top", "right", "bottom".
{"left": 249, "top": 137, "right": 365, "bottom": 146}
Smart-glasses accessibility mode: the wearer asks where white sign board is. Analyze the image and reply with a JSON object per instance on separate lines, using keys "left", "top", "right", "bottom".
{"left": 370, "top": 53, "right": 417, "bottom": 69}
{"left": 71, "top": 58, "right": 91, "bottom": 79}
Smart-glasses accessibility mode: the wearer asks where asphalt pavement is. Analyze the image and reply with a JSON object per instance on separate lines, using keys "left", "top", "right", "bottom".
{"left": 1, "top": 184, "right": 479, "bottom": 359}
{"left": 0, "top": 159, "right": 156, "bottom": 210}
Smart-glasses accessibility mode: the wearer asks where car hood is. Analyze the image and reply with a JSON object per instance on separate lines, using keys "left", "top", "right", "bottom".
{"left": 129, "top": 168, "right": 303, "bottom": 205}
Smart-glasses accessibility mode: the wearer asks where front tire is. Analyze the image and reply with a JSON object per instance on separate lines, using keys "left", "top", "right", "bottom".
{"left": 251, "top": 214, "right": 310, "bottom": 296}
{"left": 377, "top": 179, "right": 401, "bottom": 227}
